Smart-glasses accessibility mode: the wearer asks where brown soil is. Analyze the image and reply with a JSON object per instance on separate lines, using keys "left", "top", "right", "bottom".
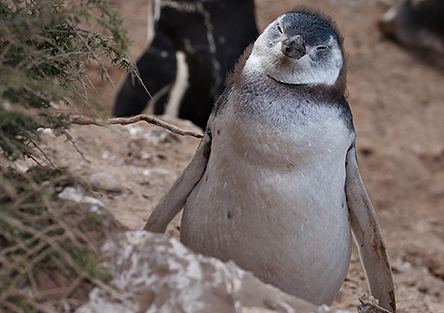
{"left": 7, "top": 0, "right": 444, "bottom": 312}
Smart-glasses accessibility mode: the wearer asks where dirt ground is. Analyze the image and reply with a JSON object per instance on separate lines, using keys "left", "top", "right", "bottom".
{"left": 7, "top": 0, "right": 444, "bottom": 312}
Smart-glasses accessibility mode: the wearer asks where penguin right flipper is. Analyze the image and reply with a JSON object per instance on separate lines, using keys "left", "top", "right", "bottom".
{"left": 143, "top": 131, "right": 211, "bottom": 233}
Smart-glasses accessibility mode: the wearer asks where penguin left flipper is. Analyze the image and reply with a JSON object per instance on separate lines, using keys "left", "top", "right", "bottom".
{"left": 143, "top": 131, "right": 211, "bottom": 233}
{"left": 345, "top": 145, "right": 396, "bottom": 313}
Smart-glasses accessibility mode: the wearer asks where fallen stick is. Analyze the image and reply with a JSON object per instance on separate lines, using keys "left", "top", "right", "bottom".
{"left": 68, "top": 114, "right": 204, "bottom": 139}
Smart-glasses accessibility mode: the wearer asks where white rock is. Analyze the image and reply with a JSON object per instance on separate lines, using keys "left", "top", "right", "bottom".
{"left": 58, "top": 187, "right": 106, "bottom": 208}
{"left": 142, "top": 168, "right": 171, "bottom": 177}
{"left": 89, "top": 172, "right": 122, "bottom": 193}
{"left": 76, "top": 231, "right": 354, "bottom": 313}
{"left": 58, "top": 186, "right": 83, "bottom": 203}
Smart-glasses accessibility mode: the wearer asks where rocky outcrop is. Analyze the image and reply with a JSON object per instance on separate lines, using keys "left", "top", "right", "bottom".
{"left": 76, "top": 231, "right": 353, "bottom": 313}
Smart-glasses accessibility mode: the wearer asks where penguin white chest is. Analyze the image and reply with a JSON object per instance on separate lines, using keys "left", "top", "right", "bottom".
{"left": 181, "top": 103, "right": 353, "bottom": 305}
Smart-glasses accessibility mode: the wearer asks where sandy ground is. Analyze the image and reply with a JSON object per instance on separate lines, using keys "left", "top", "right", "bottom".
{"left": 9, "top": 0, "right": 444, "bottom": 312}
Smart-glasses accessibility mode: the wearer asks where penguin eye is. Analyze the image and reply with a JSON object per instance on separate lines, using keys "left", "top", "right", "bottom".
{"left": 277, "top": 25, "right": 283, "bottom": 34}
{"left": 317, "top": 46, "right": 327, "bottom": 50}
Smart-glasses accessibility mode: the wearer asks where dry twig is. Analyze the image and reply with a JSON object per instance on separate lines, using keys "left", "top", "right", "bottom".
{"left": 69, "top": 114, "right": 204, "bottom": 138}
{"left": 30, "top": 139, "right": 56, "bottom": 168}
{"left": 358, "top": 295, "right": 392, "bottom": 313}
{"left": 130, "top": 69, "right": 152, "bottom": 98}
{"left": 63, "top": 131, "right": 87, "bottom": 161}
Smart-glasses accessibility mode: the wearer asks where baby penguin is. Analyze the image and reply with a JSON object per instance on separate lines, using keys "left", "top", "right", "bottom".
{"left": 144, "top": 7, "right": 396, "bottom": 313}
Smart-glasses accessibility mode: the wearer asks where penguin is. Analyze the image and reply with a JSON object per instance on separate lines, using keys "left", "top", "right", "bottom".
{"left": 379, "top": 0, "right": 444, "bottom": 56}
{"left": 144, "top": 7, "right": 396, "bottom": 313}
{"left": 113, "top": 0, "right": 258, "bottom": 130}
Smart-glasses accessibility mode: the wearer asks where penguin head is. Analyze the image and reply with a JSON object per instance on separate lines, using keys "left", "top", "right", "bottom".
{"left": 245, "top": 8, "right": 345, "bottom": 86}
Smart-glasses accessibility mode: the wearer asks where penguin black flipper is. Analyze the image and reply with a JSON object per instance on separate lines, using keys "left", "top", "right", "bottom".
{"left": 143, "top": 131, "right": 211, "bottom": 233}
{"left": 345, "top": 145, "right": 396, "bottom": 313}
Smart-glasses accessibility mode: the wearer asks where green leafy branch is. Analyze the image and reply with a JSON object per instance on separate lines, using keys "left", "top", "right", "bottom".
{"left": 0, "top": 0, "right": 134, "bottom": 161}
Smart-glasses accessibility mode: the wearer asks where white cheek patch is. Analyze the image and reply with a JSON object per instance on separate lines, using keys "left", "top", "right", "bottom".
{"left": 315, "top": 37, "right": 343, "bottom": 85}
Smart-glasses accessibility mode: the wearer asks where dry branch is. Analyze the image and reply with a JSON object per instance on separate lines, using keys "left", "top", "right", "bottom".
{"left": 358, "top": 295, "right": 393, "bottom": 313}
{"left": 63, "top": 131, "right": 86, "bottom": 160}
{"left": 69, "top": 114, "right": 204, "bottom": 138}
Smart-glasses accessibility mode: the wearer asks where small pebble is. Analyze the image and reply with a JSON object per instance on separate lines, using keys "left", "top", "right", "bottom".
{"left": 101, "top": 151, "right": 111, "bottom": 159}
{"left": 58, "top": 187, "right": 106, "bottom": 208}
{"left": 90, "top": 172, "right": 122, "bottom": 193}
{"left": 143, "top": 168, "right": 171, "bottom": 177}
{"left": 58, "top": 186, "right": 83, "bottom": 203}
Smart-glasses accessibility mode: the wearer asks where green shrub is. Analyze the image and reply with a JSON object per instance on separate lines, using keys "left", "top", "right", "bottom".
{"left": 0, "top": 0, "right": 133, "bottom": 161}
{"left": 0, "top": 166, "right": 121, "bottom": 312}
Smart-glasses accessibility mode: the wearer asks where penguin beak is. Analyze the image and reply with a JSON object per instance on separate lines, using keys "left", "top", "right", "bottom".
{"left": 281, "top": 35, "right": 306, "bottom": 59}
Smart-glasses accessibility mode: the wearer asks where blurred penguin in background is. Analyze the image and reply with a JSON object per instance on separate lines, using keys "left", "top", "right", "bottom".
{"left": 379, "top": 0, "right": 444, "bottom": 63}
{"left": 113, "top": 0, "right": 258, "bottom": 130}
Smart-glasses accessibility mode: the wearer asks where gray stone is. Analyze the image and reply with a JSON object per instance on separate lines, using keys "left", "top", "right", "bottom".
{"left": 89, "top": 172, "right": 122, "bottom": 193}
{"left": 58, "top": 186, "right": 106, "bottom": 208}
{"left": 76, "top": 231, "right": 354, "bottom": 313}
